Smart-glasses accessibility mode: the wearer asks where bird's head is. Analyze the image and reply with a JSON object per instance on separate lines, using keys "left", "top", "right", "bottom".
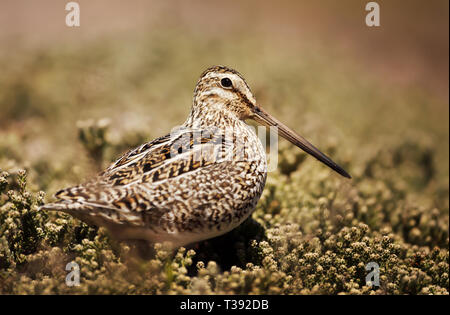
{"left": 187, "top": 65, "right": 351, "bottom": 179}
{"left": 191, "top": 65, "right": 256, "bottom": 121}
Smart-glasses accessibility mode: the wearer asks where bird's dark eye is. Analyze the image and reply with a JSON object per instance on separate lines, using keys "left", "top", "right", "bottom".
{"left": 220, "top": 78, "right": 233, "bottom": 88}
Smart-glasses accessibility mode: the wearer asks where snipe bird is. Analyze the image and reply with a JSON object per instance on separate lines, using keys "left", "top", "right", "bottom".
{"left": 40, "top": 66, "right": 350, "bottom": 248}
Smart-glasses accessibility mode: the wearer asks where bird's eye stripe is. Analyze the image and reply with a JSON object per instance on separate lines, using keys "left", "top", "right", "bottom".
{"left": 220, "top": 78, "right": 233, "bottom": 88}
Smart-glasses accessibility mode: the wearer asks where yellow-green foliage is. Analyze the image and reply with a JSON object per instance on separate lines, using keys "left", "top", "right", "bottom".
{"left": 0, "top": 31, "right": 448, "bottom": 295}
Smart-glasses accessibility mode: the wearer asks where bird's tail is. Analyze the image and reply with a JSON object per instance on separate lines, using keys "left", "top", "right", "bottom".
{"left": 39, "top": 200, "right": 110, "bottom": 228}
{"left": 38, "top": 200, "right": 87, "bottom": 212}
{"left": 39, "top": 200, "right": 143, "bottom": 228}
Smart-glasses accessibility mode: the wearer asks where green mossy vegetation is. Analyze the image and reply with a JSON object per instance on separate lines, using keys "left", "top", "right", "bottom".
{"left": 0, "top": 31, "right": 448, "bottom": 294}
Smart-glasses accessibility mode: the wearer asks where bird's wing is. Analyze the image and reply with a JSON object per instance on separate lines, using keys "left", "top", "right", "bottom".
{"left": 46, "top": 127, "right": 240, "bottom": 216}
{"left": 99, "top": 127, "right": 232, "bottom": 186}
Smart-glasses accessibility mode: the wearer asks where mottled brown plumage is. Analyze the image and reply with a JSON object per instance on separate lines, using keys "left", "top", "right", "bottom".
{"left": 40, "top": 65, "right": 350, "bottom": 248}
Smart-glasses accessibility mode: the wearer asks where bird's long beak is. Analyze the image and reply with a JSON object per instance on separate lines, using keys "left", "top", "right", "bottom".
{"left": 252, "top": 106, "right": 351, "bottom": 179}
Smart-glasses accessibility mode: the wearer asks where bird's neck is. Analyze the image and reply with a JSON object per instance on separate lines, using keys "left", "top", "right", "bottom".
{"left": 184, "top": 100, "right": 242, "bottom": 130}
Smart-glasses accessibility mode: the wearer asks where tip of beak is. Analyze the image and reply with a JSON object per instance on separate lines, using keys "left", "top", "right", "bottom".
{"left": 332, "top": 164, "right": 352, "bottom": 179}
{"left": 342, "top": 170, "right": 352, "bottom": 179}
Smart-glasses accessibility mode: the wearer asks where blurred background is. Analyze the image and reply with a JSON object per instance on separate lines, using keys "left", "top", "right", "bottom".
{"left": 0, "top": 0, "right": 448, "bottom": 196}
{"left": 0, "top": 0, "right": 448, "bottom": 295}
